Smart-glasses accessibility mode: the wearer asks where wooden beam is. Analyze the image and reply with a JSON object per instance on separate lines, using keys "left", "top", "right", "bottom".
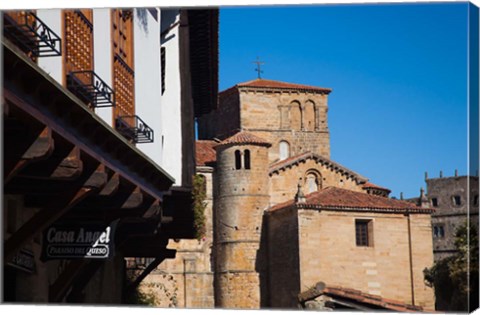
{"left": 298, "top": 282, "right": 326, "bottom": 303}
{"left": 4, "top": 162, "right": 107, "bottom": 262}
{"left": 98, "top": 173, "right": 120, "bottom": 196}
{"left": 68, "top": 187, "right": 155, "bottom": 222}
{"left": 70, "top": 188, "right": 141, "bottom": 213}
{"left": 18, "top": 144, "right": 83, "bottom": 180}
{"left": 329, "top": 297, "right": 373, "bottom": 311}
{"left": 4, "top": 187, "right": 94, "bottom": 262}
{"left": 4, "top": 126, "right": 54, "bottom": 183}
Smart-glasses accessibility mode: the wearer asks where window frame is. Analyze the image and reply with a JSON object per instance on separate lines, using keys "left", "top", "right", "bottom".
{"left": 279, "top": 140, "right": 290, "bottom": 160}
{"left": 452, "top": 195, "right": 462, "bottom": 206}
{"left": 355, "top": 219, "right": 373, "bottom": 247}
{"left": 244, "top": 149, "right": 251, "bottom": 170}
{"left": 433, "top": 224, "right": 445, "bottom": 238}
{"left": 234, "top": 150, "right": 242, "bottom": 170}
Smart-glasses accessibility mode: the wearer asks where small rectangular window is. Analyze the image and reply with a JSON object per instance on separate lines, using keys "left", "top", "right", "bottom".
{"left": 474, "top": 195, "right": 478, "bottom": 207}
{"left": 355, "top": 219, "right": 372, "bottom": 247}
{"left": 452, "top": 195, "right": 461, "bottom": 206}
{"left": 431, "top": 198, "right": 438, "bottom": 207}
{"left": 433, "top": 224, "right": 445, "bottom": 238}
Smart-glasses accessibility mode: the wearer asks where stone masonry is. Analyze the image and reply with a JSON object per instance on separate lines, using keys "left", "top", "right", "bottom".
{"left": 198, "top": 79, "right": 332, "bottom": 161}
{"left": 425, "top": 173, "right": 478, "bottom": 261}
{"left": 213, "top": 135, "right": 271, "bottom": 308}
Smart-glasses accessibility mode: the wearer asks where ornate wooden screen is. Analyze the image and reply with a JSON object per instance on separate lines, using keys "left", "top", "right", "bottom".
{"left": 112, "top": 9, "right": 135, "bottom": 119}
{"left": 64, "top": 10, "right": 93, "bottom": 85}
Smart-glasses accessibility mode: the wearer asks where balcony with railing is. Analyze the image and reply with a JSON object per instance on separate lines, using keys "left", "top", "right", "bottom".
{"left": 3, "top": 10, "right": 61, "bottom": 58}
{"left": 67, "top": 71, "right": 116, "bottom": 108}
{"left": 116, "top": 115, "right": 154, "bottom": 144}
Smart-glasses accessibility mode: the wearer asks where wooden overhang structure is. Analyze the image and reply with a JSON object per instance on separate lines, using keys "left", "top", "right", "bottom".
{"left": 2, "top": 7, "right": 219, "bottom": 303}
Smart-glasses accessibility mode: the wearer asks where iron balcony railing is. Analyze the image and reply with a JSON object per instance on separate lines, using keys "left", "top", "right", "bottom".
{"left": 3, "top": 11, "right": 62, "bottom": 57}
{"left": 116, "top": 115, "right": 154, "bottom": 144}
{"left": 67, "top": 71, "right": 116, "bottom": 108}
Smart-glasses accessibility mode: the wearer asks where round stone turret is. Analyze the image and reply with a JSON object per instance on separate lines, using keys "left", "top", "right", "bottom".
{"left": 213, "top": 131, "right": 271, "bottom": 308}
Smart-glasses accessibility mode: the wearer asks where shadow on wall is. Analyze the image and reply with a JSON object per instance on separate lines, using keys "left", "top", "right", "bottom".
{"left": 256, "top": 215, "right": 269, "bottom": 308}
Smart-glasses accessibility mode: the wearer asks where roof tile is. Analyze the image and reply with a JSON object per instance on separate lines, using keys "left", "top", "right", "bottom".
{"left": 269, "top": 186, "right": 434, "bottom": 213}
{"left": 323, "top": 286, "right": 428, "bottom": 312}
{"left": 235, "top": 78, "right": 332, "bottom": 93}
{"left": 216, "top": 130, "right": 271, "bottom": 147}
{"left": 196, "top": 140, "right": 217, "bottom": 166}
{"left": 362, "top": 182, "right": 391, "bottom": 192}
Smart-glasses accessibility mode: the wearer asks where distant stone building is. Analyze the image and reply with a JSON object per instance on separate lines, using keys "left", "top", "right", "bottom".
{"left": 407, "top": 172, "right": 479, "bottom": 262}
{"left": 145, "top": 79, "right": 436, "bottom": 310}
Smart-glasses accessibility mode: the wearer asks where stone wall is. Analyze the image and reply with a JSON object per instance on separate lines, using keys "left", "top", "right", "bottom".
{"left": 266, "top": 207, "right": 301, "bottom": 309}
{"left": 197, "top": 87, "right": 331, "bottom": 162}
{"left": 269, "top": 158, "right": 365, "bottom": 206}
{"left": 293, "top": 209, "right": 435, "bottom": 309}
{"left": 213, "top": 143, "right": 270, "bottom": 308}
{"left": 426, "top": 176, "right": 479, "bottom": 261}
{"left": 409, "top": 213, "right": 436, "bottom": 308}
{"left": 239, "top": 90, "right": 330, "bottom": 161}
{"left": 197, "top": 89, "right": 241, "bottom": 140}
{"left": 250, "top": 130, "right": 330, "bottom": 163}
{"left": 265, "top": 205, "right": 436, "bottom": 309}
{"left": 139, "top": 266, "right": 214, "bottom": 308}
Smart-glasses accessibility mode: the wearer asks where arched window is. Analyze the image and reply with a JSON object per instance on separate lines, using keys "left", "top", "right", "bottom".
{"left": 304, "top": 100, "right": 315, "bottom": 131}
{"left": 279, "top": 141, "right": 290, "bottom": 160}
{"left": 290, "top": 101, "right": 302, "bottom": 130}
{"left": 305, "top": 170, "right": 321, "bottom": 193}
{"left": 235, "top": 150, "right": 241, "bottom": 170}
{"left": 244, "top": 150, "right": 251, "bottom": 169}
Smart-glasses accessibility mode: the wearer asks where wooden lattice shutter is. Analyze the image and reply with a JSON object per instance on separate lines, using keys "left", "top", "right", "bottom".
{"left": 112, "top": 9, "right": 135, "bottom": 119}
{"left": 64, "top": 10, "right": 93, "bottom": 85}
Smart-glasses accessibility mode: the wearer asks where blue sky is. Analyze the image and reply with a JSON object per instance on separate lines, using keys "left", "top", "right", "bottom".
{"left": 219, "top": 2, "right": 473, "bottom": 198}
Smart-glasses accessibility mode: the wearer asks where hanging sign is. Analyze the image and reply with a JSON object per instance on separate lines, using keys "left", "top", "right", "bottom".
{"left": 41, "top": 221, "right": 118, "bottom": 260}
{"left": 8, "top": 249, "right": 36, "bottom": 273}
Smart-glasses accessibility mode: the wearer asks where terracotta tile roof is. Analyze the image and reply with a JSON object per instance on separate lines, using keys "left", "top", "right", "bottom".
{"left": 238, "top": 78, "right": 332, "bottom": 93}
{"left": 362, "top": 181, "right": 391, "bottom": 192}
{"left": 269, "top": 152, "right": 368, "bottom": 184}
{"left": 216, "top": 130, "right": 271, "bottom": 148}
{"left": 196, "top": 140, "right": 217, "bottom": 166}
{"left": 220, "top": 79, "right": 332, "bottom": 95}
{"left": 268, "top": 186, "right": 434, "bottom": 214}
{"left": 323, "top": 286, "right": 429, "bottom": 312}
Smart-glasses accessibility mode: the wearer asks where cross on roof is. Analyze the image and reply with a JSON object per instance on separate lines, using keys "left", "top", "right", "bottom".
{"left": 253, "top": 56, "right": 265, "bottom": 79}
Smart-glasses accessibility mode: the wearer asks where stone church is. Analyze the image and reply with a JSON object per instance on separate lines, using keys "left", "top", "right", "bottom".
{"left": 138, "top": 79, "right": 436, "bottom": 310}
